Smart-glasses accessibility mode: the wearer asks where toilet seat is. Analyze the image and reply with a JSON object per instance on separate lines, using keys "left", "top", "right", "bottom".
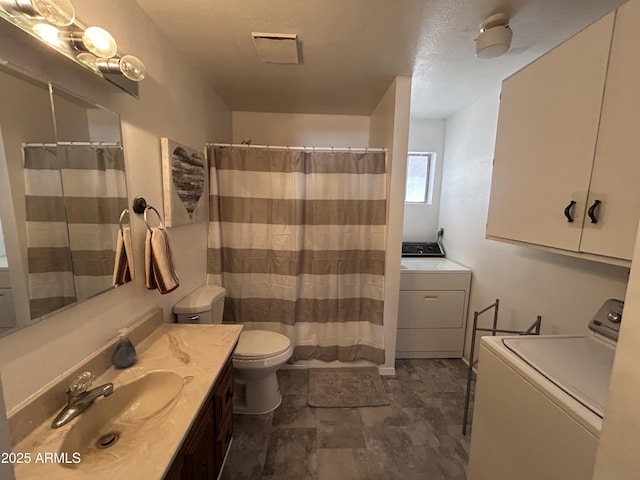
{"left": 234, "top": 330, "right": 291, "bottom": 360}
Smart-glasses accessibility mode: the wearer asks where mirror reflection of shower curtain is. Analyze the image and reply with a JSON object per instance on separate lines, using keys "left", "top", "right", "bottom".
{"left": 23, "top": 145, "right": 76, "bottom": 319}
{"left": 23, "top": 144, "right": 127, "bottom": 318}
{"left": 207, "top": 146, "right": 387, "bottom": 364}
{"left": 57, "top": 145, "right": 127, "bottom": 300}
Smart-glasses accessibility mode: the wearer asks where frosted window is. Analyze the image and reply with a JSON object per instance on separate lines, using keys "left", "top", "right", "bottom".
{"left": 405, "top": 153, "right": 432, "bottom": 203}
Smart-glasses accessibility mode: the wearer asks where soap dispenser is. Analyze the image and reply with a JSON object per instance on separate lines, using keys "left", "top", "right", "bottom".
{"left": 112, "top": 329, "right": 137, "bottom": 368}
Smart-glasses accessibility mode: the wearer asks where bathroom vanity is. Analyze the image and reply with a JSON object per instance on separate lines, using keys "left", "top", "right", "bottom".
{"left": 9, "top": 309, "right": 242, "bottom": 480}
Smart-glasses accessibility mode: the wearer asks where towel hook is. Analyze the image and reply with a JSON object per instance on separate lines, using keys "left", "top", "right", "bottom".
{"left": 143, "top": 206, "right": 164, "bottom": 232}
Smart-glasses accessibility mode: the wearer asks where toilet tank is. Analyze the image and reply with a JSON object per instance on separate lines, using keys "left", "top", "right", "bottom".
{"left": 173, "top": 285, "right": 226, "bottom": 324}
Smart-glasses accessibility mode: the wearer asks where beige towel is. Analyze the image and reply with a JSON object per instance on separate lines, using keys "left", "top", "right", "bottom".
{"left": 113, "top": 226, "right": 134, "bottom": 286}
{"left": 145, "top": 227, "right": 179, "bottom": 294}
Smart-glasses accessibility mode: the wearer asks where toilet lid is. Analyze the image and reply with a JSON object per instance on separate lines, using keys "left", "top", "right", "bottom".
{"left": 234, "top": 330, "right": 291, "bottom": 359}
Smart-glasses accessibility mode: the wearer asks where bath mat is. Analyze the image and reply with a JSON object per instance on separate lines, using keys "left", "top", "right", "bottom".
{"left": 307, "top": 367, "right": 390, "bottom": 408}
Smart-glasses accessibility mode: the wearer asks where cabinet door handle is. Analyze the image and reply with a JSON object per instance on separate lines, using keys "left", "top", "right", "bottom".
{"left": 225, "top": 386, "right": 233, "bottom": 402}
{"left": 564, "top": 200, "right": 576, "bottom": 223}
{"left": 587, "top": 199, "right": 601, "bottom": 224}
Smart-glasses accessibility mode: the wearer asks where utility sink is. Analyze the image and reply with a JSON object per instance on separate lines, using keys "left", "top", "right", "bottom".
{"left": 58, "top": 370, "right": 186, "bottom": 466}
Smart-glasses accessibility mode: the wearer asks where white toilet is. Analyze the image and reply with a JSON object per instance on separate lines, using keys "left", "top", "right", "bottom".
{"left": 173, "top": 285, "right": 293, "bottom": 414}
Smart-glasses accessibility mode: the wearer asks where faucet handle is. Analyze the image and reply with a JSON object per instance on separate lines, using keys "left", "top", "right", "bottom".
{"left": 68, "top": 372, "right": 94, "bottom": 396}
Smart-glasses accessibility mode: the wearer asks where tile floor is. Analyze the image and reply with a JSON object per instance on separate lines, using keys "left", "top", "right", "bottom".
{"left": 221, "top": 359, "right": 472, "bottom": 480}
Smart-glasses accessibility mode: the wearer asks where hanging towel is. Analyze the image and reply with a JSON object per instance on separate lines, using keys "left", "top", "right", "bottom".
{"left": 145, "top": 227, "right": 180, "bottom": 294}
{"left": 112, "top": 226, "right": 134, "bottom": 286}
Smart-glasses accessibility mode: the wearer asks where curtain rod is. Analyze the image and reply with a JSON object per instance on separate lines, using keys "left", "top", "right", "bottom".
{"left": 22, "top": 141, "right": 122, "bottom": 147}
{"left": 208, "top": 143, "right": 386, "bottom": 153}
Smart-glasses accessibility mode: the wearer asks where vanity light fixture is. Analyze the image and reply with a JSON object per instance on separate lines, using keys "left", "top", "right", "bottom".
{"left": 0, "top": 0, "right": 146, "bottom": 95}
{"left": 70, "top": 25, "right": 117, "bottom": 58}
{"left": 475, "top": 13, "right": 512, "bottom": 59}
{"left": 0, "top": 0, "right": 74, "bottom": 26}
{"left": 78, "top": 53, "right": 146, "bottom": 81}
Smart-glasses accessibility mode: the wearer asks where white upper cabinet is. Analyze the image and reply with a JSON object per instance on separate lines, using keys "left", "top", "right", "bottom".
{"left": 487, "top": 12, "right": 614, "bottom": 253}
{"left": 579, "top": 0, "right": 640, "bottom": 260}
{"left": 487, "top": 2, "right": 640, "bottom": 264}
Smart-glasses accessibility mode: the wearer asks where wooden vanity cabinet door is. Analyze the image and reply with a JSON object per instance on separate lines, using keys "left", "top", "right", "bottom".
{"left": 183, "top": 401, "right": 216, "bottom": 480}
{"left": 215, "top": 408, "right": 233, "bottom": 474}
{"left": 163, "top": 355, "right": 234, "bottom": 480}
{"left": 163, "top": 455, "right": 186, "bottom": 480}
{"left": 213, "top": 357, "right": 234, "bottom": 475}
{"left": 213, "top": 358, "right": 234, "bottom": 423}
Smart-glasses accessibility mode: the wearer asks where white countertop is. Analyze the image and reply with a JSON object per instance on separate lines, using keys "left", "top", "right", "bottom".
{"left": 400, "top": 257, "right": 470, "bottom": 272}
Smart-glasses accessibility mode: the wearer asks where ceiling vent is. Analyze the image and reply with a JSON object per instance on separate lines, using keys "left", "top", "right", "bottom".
{"left": 252, "top": 32, "right": 299, "bottom": 64}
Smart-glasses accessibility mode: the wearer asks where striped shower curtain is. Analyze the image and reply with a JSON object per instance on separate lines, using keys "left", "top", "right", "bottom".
{"left": 24, "top": 144, "right": 127, "bottom": 318}
{"left": 24, "top": 145, "right": 75, "bottom": 319}
{"left": 207, "top": 146, "right": 386, "bottom": 364}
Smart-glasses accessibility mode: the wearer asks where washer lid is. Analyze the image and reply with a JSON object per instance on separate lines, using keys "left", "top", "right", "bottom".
{"left": 235, "top": 330, "right": 291, "bottom": 359}
{"left": 503, "top": 336, "right": 615, "bottom": 417}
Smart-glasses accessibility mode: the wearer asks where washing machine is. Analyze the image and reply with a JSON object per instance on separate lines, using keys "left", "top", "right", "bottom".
{"left": 467, "top": 299, "right": 622, "bottom": 480}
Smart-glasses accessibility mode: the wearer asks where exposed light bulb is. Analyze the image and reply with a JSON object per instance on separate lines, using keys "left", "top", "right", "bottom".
{"left": 76, "top": 52, "right": 99, "bottom": 71}
{"left": 0, "top": 0, "right": 75, "bottom": 26}
{"left": 78, "top": 54, "right": 146, "bottom": 82}
{"left": 79, "top": 26, "right": 117, "bottom": 58}
{"left": 33, "top": 22, "right": 60, "bottom": 46}
{"left": 29, "top": 0, "right": 74, "bottom": 26}
{"left": 119, "top": 55, "right": 145, "bottom": 81}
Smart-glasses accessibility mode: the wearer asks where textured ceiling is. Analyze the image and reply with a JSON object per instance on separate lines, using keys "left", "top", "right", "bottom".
{"left": 135, "top": 0, "right": 625, "bottom": 118}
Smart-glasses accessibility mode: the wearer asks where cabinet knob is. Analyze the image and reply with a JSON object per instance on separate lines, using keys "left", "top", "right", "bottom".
{"left": 564, "top": 200, "right": 576, "bottom": 223}
{"left": 587, "top": 199, "right": 602, "bottom": 224}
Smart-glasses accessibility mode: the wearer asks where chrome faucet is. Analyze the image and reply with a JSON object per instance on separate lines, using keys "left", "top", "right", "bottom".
{"left": 51, "top": 372, "right": 114, "bottom": 429}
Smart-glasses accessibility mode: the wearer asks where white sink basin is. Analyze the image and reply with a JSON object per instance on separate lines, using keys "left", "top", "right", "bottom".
{"left": 58, "top": 370, "right": 186, "bottom": 466}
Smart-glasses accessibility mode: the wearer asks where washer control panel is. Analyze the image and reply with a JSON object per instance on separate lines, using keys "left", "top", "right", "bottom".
{"left": 589, "top": 298, "right": 623, "bottom": 342}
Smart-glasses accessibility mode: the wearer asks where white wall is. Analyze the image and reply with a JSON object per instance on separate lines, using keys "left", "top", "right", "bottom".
{"left": 439, "top": 90, "right": 629, "bottom": 360}
{"left": 0, "top": 0, "right": 231, "bottom": 413}
{"left": 369, "top": 76, "right": 412, "bottom": 374}
{"left": 404, "top": 118, "right": 446, "bottom": 241}
{"left": 232, "top": 111, "right": 370, "bottom": 147}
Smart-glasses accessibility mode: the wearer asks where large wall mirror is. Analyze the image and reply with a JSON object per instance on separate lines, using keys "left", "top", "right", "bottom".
{"left": 0, "top": 62, "right": 132, "bottom": 337}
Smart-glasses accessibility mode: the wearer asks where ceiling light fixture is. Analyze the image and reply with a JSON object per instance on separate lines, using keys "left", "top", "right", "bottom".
{"left": 0, "top": 0, "right": 74, "bottom": 26}
{"left": 475, "top": 13, "right": 512, "bottom": 59}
